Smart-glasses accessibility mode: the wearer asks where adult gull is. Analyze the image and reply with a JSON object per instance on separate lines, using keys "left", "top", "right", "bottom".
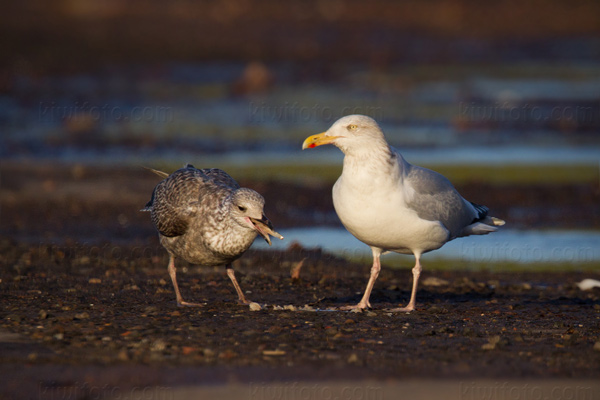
{"left": 143, "top": 164, "right": 283, "bottom": 307}
{"left": 302, "top": 115, "right": 505, "bottom": 312}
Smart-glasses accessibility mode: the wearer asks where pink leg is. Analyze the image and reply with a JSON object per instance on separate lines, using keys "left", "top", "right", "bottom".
{"left": 340, "top": 248, "right": 382, "bottom": 310}
{"left": 226, "top": 264, "right": 250, "bottom": 305}
{"left": 167, "top": 255, "right": 203, "bottom": 307}
{"left": 390, "top": 252, "right": 422, "bottom": 312}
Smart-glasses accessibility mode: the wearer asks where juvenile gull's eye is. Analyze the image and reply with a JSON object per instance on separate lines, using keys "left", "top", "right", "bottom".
{"left": 238, "top": 206, "right": 246, "bottom": 212}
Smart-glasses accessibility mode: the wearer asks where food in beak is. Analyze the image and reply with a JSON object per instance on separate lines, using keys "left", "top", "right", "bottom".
{"left": 250, "top": 216, "right": 284, "bottom": 245}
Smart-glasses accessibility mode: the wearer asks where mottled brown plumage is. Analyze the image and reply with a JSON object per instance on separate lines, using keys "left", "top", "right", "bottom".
{"left": 143, "top": 164, "right": 283, "bottom": 306}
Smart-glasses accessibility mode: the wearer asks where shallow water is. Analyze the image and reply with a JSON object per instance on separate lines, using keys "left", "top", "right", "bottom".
{"left": 255, "top": 227, "right": 600, "bottom": 264}
{"left": 3, "top": 62, "right": 600, "bottom": 167}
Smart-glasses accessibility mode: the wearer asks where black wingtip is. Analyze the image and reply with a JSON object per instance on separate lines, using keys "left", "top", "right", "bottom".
{"left": 470, "top": 202, "right": 489, "bottom": 222}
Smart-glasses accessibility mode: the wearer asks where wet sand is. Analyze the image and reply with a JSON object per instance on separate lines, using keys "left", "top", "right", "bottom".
{"left": 1, "top": 161, "right": 599, "bottom": 399}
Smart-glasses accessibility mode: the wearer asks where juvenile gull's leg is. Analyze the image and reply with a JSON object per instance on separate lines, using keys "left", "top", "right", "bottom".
{"left": 226, "top": 264, "right": 250, "bottom": 305}
{"left": 167, "top": 254, "right": 203, "bottom": 307}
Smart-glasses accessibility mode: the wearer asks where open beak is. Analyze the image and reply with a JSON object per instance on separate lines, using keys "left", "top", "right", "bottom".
{"left": 302, "top": 132, "right": 340, "bottom": 149}
{"left": 249, "top": 215, "right": 284, "bottom": 246}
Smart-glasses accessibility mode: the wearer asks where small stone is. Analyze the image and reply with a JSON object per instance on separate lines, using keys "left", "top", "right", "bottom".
{"left": 53, "top": 333, "right": 64, "bottom": 341}
{"left": 300, "top": 305, "right": 315, "bottom": 311}
{"left": 38, "top": 310, "right": 48, "bottom": 319}
{"left": 283, "top": 305, "right": 297, "bottom": 311}
{"left": 117, "top": 350, "right": 129, "bottom": 361}
{"left": 481, "top": 335, "right": 508, "bottom": 350}
{"left": 519, "top": 283, "right": 532, "bottom": 290}
{"left": 151, "top": 339, "right": 166, "bottom": 352}
{"left": 594, "top": 341, "right": 600, "bottom": 351}
{"left": 347, "top": 353, "right": 359, "bottom": 363}
{"left": 263, "top": 350, "right": 286, "bottom": 356}
{"left": 350, "top": 308, "right": 363, "bottom": 313}
{"left": 249, "top": 302, "right": 262, "bottom": 311}
{"left": 74, "top": 312, "right": 89, "bottom": 320}
{"left": 366, "top": 311, "right": 376, "bottom": 317}
{"left": 88, "top": 278, "right": 102, "bottom": 284}
{"left": 422, "top": 277, "right": 449, "bottom": 287}
{"left": 481, "top": 342, "right": 496, "bottom": 350}
{"left": 203, "top": 348, "right": 215, "bottom": 357}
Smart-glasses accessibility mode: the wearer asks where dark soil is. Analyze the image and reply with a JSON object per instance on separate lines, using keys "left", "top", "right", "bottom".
{"left": 1, "top": 162, "right": 600, "bottom": 399}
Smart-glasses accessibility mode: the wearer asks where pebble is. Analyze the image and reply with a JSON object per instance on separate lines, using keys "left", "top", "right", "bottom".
{"left": 53, "top": 333, "right": 64, "bottom": 340}
{"left": 347, "top": 353, "right": 359, "bottom": 363}
{"left": 88, "top": 278, "right": 102, "bottom": 284}
{"left": 117, "top": 349, "right": 129, "bottom": 361}
{"left": 422, "top": 277, "right": 449, "bottom": 287}
{"left": 263, "top": 350, "right": 286, "bottom": 356}
{"left": 151, "top": 339, "right": 166, "bottom": 352}
{"left": 594, "top": 341, "right": 600, "bottom": 352}
{"left": 203, "top": 348, "right": 215, "bottom": 357}
{"left": 482, "top": 335, "right": 509, "bottom": 350}
{"left": 249, "top": 302, "right": 262, "bottom": 311}
{"left": 74, "top": 312, "right": 89, "bottom": 320}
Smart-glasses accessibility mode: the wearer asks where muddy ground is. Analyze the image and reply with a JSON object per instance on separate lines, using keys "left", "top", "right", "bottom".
{"left": 1, "top": 162, "right": 600, "bottom": 399}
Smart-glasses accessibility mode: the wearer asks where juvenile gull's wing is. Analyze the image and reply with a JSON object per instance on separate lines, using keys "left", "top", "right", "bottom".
{"left": 149, "top": 166, "right": 234, "bottom": 238}
{"left": 200, "top": 168, "right": 241, "bottom": 190}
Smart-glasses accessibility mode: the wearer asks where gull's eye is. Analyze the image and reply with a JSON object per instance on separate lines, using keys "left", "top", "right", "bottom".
{"left": 347, "top": 124, "right": 357, "bottom": 130}
{"left": 238, "top": 205, "right": 246, "bottom": 212}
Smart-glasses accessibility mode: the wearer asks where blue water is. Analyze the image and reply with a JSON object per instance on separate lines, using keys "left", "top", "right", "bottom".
{"left": 3, "top": 62, "right": 600, "bottom": 166}
{"left": 254, "top": 228, "right": 600, "bottom": 264}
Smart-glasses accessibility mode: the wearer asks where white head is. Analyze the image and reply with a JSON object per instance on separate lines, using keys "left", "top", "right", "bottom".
{"left": 302, "top": 115, "right": 388, "bottom": 155}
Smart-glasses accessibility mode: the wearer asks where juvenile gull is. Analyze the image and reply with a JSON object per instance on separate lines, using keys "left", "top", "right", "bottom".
{"left": 142, "top": 164, "right": 283, "bottom": 307}
{"left": 302, "top": 115, "right": 505, "bottom": 312}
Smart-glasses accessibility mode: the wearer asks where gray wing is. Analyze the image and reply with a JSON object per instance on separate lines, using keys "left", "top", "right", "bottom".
{"left": 146, "top": 165, "right": 233, "bottom": 237}
{"left": 404, "top": 163, "right": 484, "bottom": 238}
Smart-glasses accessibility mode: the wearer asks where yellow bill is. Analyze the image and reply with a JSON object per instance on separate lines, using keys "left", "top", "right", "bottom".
{"left": 301, "top": 132, "right": 340, "bottom": 149}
